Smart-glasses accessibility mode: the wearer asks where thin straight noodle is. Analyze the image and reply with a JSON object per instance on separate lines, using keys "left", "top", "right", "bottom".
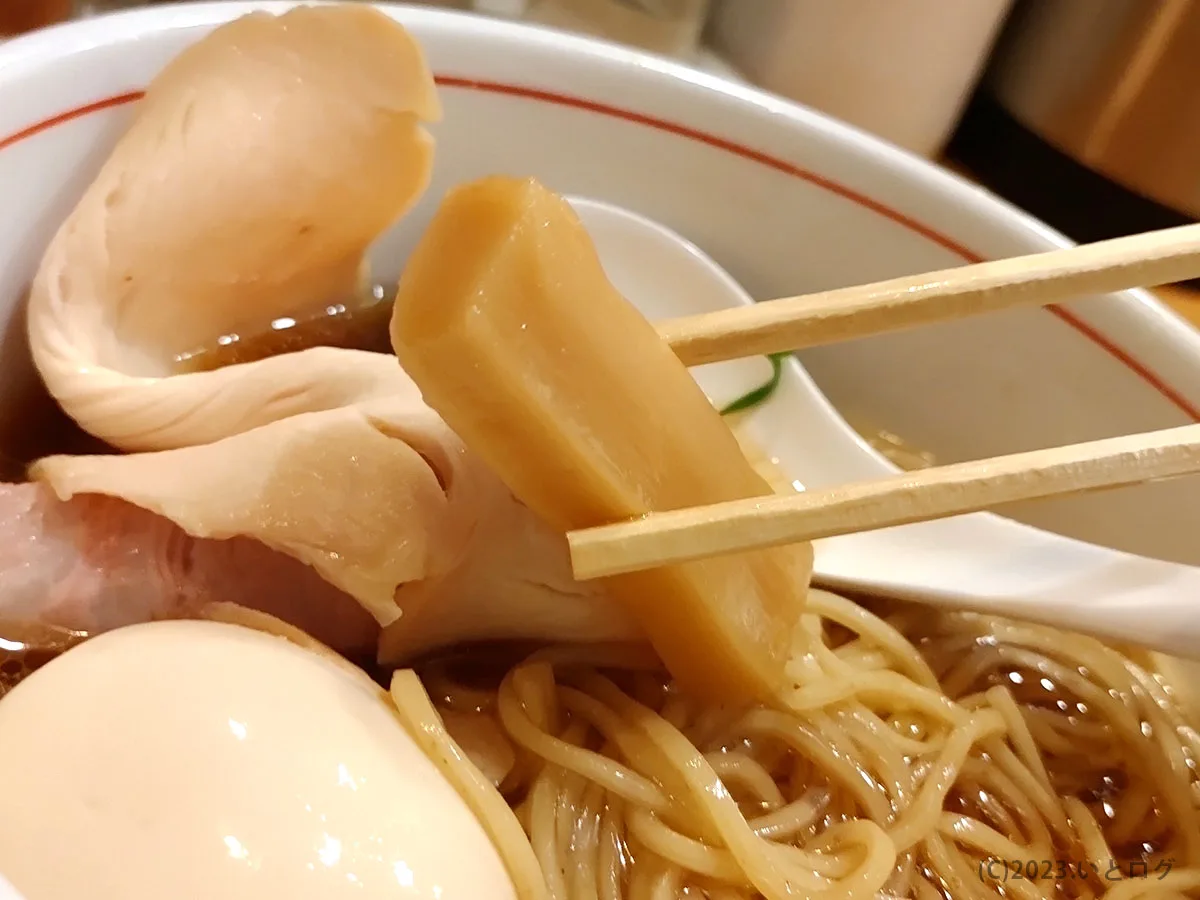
{"left": 1064, "top": 797, "right": 1120, "bottom": 878}
{"left": 959, "top": 754, "right": 1056, "bottom": 855}
{"left": 418, "top": 581, "right": 1200, "bottom": 900}
{"left": 811, "top": 634, "right": 861, "bottom": 679}
{"left": 557, "top": 766, "right": 589, "bottom": 879}
{"left": 937, "top": 647, "right": 1013, "bottom": 700}
{"left": 647, "top": 865, "right": 684, "bottom": 900}
{"left": 737, "top": 708, "right": 893, "bottom": 822}
{"left": 787, "top": 670, "right": 965, "bottom": 724}
{"left": 1106, "top": 871, "right": 1200, "bottom": 900}
{"left": 748, "top": 788, "right": 831, "bottom": 841}
{"left": 955, "top": 766, "right": 1027, "bottom": 842}
{"left": 569, "top": 782, "right": 605, "bottom": 900}
{"left": 421, "top": 667, "right": 498, "bottom": 713}
{"left": 1108, "top": 784, "right": 1157, "bottom": 847}
{"left": 556, "top": 686, "right": 709, "bottom": 841}
{"left": 957, "top": 789, "right": 1039, "bottom": 861}
{"left": 914, "top": 876, "right": 946, "bottom": 900}
{"left": 704, "top": 752, "right": 787, "bottom": 810}
{"left": 583, "top": 673, "right": 896, "bottom": 900}
{"left": 497, "top": 675, "right": 670, "bottom": 812}
{"left": 590, "top": 676, "right": 844, "bottom": 897}
{"left": 835, "top": 646, "right": 891, "bottom": 672}
{"left": 513, "top": 662, "right": 562, "bottom": 734}
{"left": 685, "top": 706, "right": 746, "bottom": 752}
{"left": 627, "top": 811, "right": 859, "bottom": 890}
{"left": 551, "top": 767, "right": 579, "bottom": 900}
{"left": 806, "top": 589, "right": 940, "bottom": 688}
{"left": 598, "top": 799, "right": 626, "bottom": 900}
{"left": 802, "top": 819, "right": 904, "bottom": 899}
{"left": 884, "top": 850, "right": 919, "bottom": 900}
{"left": 625, "top": 808, "right": 753, "bottom": 886}
{"left": 558, "top": 687, "right": 683, "bottom": 789}
{"left": 924, "top": 832, "right": 1046, "bottom": 900}
{"left": 935, "top": 812, "right": 1043, "bottom": 863}
{"left": 1127, "top": 661, "right": 1200, "bottom": 768}
{"left": 836, "top": 708, "right": 913, "bottom": 807}
{"left": 891, "top": 710, "right": 931, "bottom": 744}
{"left": 997, "top": 647, "right": 1145, "bottom": 739}
{"left": 528, "top": 769, "right": 568, "bottom": 899}
{"left": 1000, "top": 648, "right": 1200, "bottom": 863}
{"left": 659, "top": 695, "right": 691, "bottom": 732}
{"left": 888, "top": 711, "right": 1005, "bottom": 853}
{"left": 986, "top": 624, "right": 1136, "bottom": 690}
{"left": 704, "top": 888, "right": 751, "bottom": 900}
{"left": 920, "top": 836, "right": 983, "bottom": 900}
{"left": 1022, "top": 710, "right": 1108, "bottom": 755}
{"left": 626, "top": 847, "right": 669, "bottom": 900}
{"left": 808, "top": 709, "right": 897, "bottom": 813}
{"left": 387, "top": 671, "right": 551, "bottom": 900}
{"left": 847, "top": 704, "right": 939, "bottom": 755}
{"left": 985, "top": 686, "right": 1056, "bottom": 793}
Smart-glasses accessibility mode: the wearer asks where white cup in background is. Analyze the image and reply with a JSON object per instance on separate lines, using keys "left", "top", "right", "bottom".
{"left": 706, "top": 0, "right": 1014, "bottom": 158}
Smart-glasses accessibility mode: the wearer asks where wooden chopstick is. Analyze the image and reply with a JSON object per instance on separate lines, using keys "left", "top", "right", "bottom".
{"left": 568, "top": 422, "right": 1200, "bottom": 580}
{"left": 659, "top": 222, "right": 1200, "bottom": 367}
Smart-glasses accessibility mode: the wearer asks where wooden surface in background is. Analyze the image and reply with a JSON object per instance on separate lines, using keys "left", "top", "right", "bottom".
{"left": 1156, "top": 284, "right": 1200, "bottom": 329}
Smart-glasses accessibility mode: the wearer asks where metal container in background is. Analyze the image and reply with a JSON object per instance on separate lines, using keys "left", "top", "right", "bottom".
{"left": 705, "top": 0, "right": 1014, "bottom": 158}
{"left": 985, "top": 0, "right": 1200, "bottom": 220}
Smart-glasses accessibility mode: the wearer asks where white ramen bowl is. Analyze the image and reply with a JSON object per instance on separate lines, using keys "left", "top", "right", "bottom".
{"left": 2, "top": 1, "right": 1200, "bottom": 574}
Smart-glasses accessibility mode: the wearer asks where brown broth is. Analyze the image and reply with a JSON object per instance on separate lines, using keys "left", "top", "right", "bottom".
{"left": 0, "top": 621, "right": 88, "bottom": 699}
{"left": 172, "top": 286, "right": 396, "bottom": 374}
{"left": 0, "top": 291, "right": 115, "bottom": 481}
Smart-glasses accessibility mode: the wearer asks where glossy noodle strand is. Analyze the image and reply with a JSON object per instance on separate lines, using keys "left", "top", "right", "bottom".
{"left": 416, "top": 588, "right": 1200, "bottom": 900}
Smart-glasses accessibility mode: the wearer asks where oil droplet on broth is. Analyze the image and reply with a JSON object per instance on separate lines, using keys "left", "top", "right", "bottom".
{"left": 172, "top": 284, "right": 396, "bottom": 374}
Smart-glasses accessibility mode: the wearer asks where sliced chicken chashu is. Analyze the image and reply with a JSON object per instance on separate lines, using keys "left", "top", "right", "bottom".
{"left": 13, "top": 9, "right": 643, "bottom": 655}
{"left": 31, "top": 396, "right": 456, "bottom": 627}
{"left": 27, "top": 5, "right": 441, "bottom": 452}
{"left": 29, "top": 374, "right": 636, "bottom": 646}
{"left": 391, "top": 176, "right": 814, "bottom": 704}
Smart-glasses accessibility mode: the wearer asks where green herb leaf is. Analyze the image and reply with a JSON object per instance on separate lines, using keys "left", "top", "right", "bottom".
{"left": 719, "top": 352, "right": 790, "bottom": 416}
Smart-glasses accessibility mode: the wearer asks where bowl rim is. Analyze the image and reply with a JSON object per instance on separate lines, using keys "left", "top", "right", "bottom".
{"left": 2, "top": 0, "right": 1200, "bottom": 428}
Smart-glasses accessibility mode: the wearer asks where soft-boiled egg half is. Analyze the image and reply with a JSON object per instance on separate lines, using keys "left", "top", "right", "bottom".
{"left": 0, "top": 619, "right": 518, "bottom": 899}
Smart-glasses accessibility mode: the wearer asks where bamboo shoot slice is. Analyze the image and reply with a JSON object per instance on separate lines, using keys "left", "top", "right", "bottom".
{"left": 390, "top": 176, "right": 812, "bottom": 704}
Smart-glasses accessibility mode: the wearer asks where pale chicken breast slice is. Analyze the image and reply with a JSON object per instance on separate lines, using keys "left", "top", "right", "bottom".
{"left": 18, "top": 5, "right": 640, "bottom": 654}
{"left": 27, "top": 5, "right": 440, "bottom": 452}
{"left": 32, "top": 386, "right": 461, "bottom": 627}
{"left": 30, "top": 389, "right": 639, "bottom": 644}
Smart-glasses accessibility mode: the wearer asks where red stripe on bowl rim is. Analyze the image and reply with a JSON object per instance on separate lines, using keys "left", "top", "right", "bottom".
{"left": 3, "top": 78, "right": 1196, "bottom": 421}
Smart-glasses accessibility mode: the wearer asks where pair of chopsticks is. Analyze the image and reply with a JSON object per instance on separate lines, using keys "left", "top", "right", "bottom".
{"left": 569, "top": 221, "right": 1200, "bottom": 580}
